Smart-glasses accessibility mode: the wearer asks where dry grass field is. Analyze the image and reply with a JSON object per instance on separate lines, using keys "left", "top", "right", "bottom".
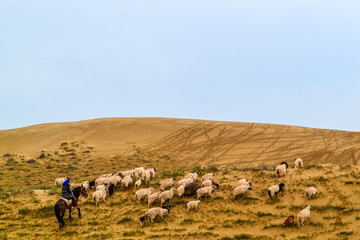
{"left": 0, "top": 118, "right": 360, "bottom": 240}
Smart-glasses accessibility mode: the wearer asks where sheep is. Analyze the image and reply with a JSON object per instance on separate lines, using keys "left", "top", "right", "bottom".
{"left": 233, "top": 185, "right": 252, "bottom": 199}
{"left": 161, "top": 205, "right": 174, "bottom": 213}
{"left": 92, "top": 189, "right": 107, "bottom": 205}
{"left": 177, "top": 185, "right": 185, "bottom": 198}
{"left": 237, "top": 179, "right": 252, "bottom": 186}
{"left": 275, "top": 164, "right": 287, "bottom": 177}
{"left": 147, "top": 207, "right": 169, "bottom": 222}
{"left": 55, "top": 177, "right": 68, "bottom": 188}
{"left": 196, "top": 186, "right": 216, "bottom": 199}
{"left": 133, "top": 167, "right": 145, "bottom": 179}
{"left": 233, "top": 181, "right": 252, "bottom": 189}
{"left": 295, "top": 158, "right": 303, "bottom": 168}
{"left": 146, "top": 168, "right": 156, "bottom": 179}
{"left": 108, "top": 184, "right": 115, "bottom": 197}
{"left": 187, "top": 200, "right": 201, "bottom": 211}
{"left": 108, "top": 175, "right": 122, "bottom": 188}
{"left": 297, "top": 205, "right": 311, "bottom": 227}
{"left": 305, "top": 187, "right": 318, "bottom": 199}
{"left": 148, "top": 191, "right": 162, "bottom": 207}
{"left": 202, "top": 180, "right": 219, "bottom": 188}
{"left": 185, "top": 172, "right": 198, "bottom": 182}
{"left": 82, "top": 181, "right": 90, "bottom": 191}
{"left": 89, "top": 179, "right": 95, "bottom": 189}
{"left": 283, "top": 215, "right": 295, "bottom": 227}
{"left": 121, "top": 175, "right": 133, "bottom": 189}
{"left": 135, "top": 187, "right": 154, "bottom": 204}
{"left": 140, "top": 212, "right": 148, "bottom": 226}
{"left": 184, "top": 183, "right": 201, "bottom": 196}
{"left": 280, "top": 161, "right": 289, "bottom": 169}
{"left": 118, "top": 170, "right": 134, "bottom": 178}
{"left": 159, "top": 188, "right": 176, "bottom": 206}
{"left": 177, "top": 178, "right": 193, "bottom": 186}
{"left": 135, "top": 178, "right": 142, "bottom": 189}
{"left": 159, "top": 178, "right": 175, "bottom": 191}
{"left": 96, "top": 183, "right": 108, "bottom": 191}
{"left": 268, "top": 183, "right": 285, "bottom": 199}
{"left": 99, "top": 172, "right": 114, "bottom": 178}
{"left": 141, "top": 170, "right": 151, "bottom": 184}
{"left": 95, "top": 177, "right": 110, "bottom": 187}
{"left": 201, "top": 173, "right": 214, "bottom": 181}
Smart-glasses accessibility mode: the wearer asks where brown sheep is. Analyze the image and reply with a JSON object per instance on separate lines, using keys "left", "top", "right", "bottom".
{"left": 283, "top": 215, "right": 295, "bottom": 227}
{"left": 184, "top": 183, "right": 201, "bottom": 197}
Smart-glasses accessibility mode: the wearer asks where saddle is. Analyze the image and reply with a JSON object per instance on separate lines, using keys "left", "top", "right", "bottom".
{"left": 61, "top": 197, "right": 72, "bottom": 205}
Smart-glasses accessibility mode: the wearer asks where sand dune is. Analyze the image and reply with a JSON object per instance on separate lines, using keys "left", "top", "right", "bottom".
{"left": 0, "top": 117, "right": 359, "bottom": 166}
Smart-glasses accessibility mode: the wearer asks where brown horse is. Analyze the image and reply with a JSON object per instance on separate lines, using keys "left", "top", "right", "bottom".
{"left": 54, "top": 186, "right": 88, "bottom": 228}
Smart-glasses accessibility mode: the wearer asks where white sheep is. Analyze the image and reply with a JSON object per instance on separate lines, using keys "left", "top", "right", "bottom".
{"left": 233, "top": 185, "right": 252, "bottom": 199}
{"left": 135, "top": 178, "right": 142, "bottom": 189}
{"left": 202, "top": 180, "right": 219, "bottom": 188}
{"left": 159, "top": 178, "right": 175, "bottom": 191}
{"left": 119, "top": 170, "right": 134, "bottom": 178}
{"left": 121, "top": 175, "right": 133, "bottom": 189}
{"left": 233, "top": 180, "right": 252, "bottom": 189}
{"left": 133, "top": 167, "right": 145, "bottom": 179}
{"left": 148, "top": 191, "right": 162, "bottom": 207}
{"left": 297, "top": 205, "right": 311, "bottom": 227}
{"left": 147, "top": 207, "right": 169, "bottom": 222}
{"left": 108, "top": 175, "right": 122, "bottom": 188}
{"left": 275, "top": 164, "right": 287, "bottom": 177}
{"left": 55, "top": 177, "right": 68, "bottom": 188}
{"left": 99, "top": 172, "right": 114, "bottom": 178}
{"left": 268, "top": 183, "right": 285, "bottom": 199}
{"left": 305, "top": 187, "right": 318, "bottom": 199}
{"left": 135, "top": 187, "right": 154, "bottom": 204}
{"left": 185, "top": 172, "right": 198, "bottom": 182}
{"left": 95, "top": 177, "right": 110, "bottom": 187}
{"left": 187, "top": 200, "right": 201, "bottom": 211}
{"left": 159, "top": 188, "right": 176, "bottom": 206}
{"left": 177, "top": 185, "right": 185, "bottom": 197}
{"left": 238, "top": 179, "right": 252, "bottom": 186}
{"left": 295, "top": 158, "right": 303, "bottom": 168}
{"left": 146, "top": 168, "right": 156, "bottom": 179}
{"left": 92, "top": 189, "right": 107, "bottom": 205}
{"left": 82, "top": 181, "right": 90, "bottom": 191}
{"left": 141, "top": 170, "right": 151, "bottom": 184}
{"left": 96, "top": 184, "right": 108, "bottom": 191}
{"left": 177, "top": 178, "right": 193, "bottom": 186}
{"left": 196, "top": 186, "right": 216, "bottom": 199}
{"left": 201, "top": 173, "right": 214, "bottom": 181}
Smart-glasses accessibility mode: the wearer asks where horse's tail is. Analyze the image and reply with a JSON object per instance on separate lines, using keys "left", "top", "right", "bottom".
{"left": 54, "top": 203, "right": 61, "bottom": 222}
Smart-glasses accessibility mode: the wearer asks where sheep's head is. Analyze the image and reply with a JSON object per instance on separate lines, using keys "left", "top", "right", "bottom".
{"left": 279, "top": 183, "right": 285, "bottom": 189}
{"left": 307, "top": 205, "right": 312, "bottom": 209}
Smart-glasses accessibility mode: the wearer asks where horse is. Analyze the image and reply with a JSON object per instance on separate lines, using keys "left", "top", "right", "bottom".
{"left": 54, "top": 185, "right": 88, "bottom": 228}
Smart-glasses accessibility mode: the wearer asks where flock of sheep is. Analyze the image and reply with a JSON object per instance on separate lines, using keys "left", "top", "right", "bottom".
{"left": 55, "top": 157, "right": 318, "bottom": 228}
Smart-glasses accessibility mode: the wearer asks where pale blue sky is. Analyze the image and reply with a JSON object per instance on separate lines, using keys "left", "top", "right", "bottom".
{"left": 1, "top": 0, "right": 359, "bottom": 131}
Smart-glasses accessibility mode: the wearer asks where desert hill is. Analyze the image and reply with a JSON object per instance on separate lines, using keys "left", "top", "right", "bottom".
{"left": 1, "top": 118, "right": 360, "bottom": 240}
{"left": 0, "top": 118, "right": 360, "bottom": 167}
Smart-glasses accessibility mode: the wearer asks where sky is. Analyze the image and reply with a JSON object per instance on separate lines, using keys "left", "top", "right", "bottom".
{"left": 1, "top": 0, "right": 359, "bottom": 131}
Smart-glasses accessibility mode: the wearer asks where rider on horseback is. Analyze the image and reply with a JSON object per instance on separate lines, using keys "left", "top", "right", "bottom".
{"left": 61, "top": 178, "right": 79, "bottom": 209}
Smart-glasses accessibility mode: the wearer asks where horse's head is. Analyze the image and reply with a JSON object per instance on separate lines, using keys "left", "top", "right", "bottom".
{"left": 80, "top": 186, "right": 88, "bottom": 197}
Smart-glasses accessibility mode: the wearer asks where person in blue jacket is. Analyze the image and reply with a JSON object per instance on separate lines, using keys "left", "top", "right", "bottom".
{"left": 61, "top": 178, "right": 79, "bottom": 208}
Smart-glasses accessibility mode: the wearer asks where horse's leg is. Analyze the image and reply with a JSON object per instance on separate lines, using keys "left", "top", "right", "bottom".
{"left": 69, "top": 207, "right": 72, "bottom": 219}
{"left": 78, "top": 207, "right": 81, "bottom": 218}
{"left": 61, "top": 209, "right": 66, "bottom": 227}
